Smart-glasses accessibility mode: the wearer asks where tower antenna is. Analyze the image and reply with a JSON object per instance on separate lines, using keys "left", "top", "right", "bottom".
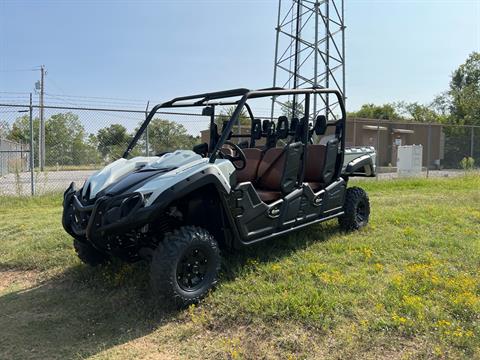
{"left": 271, "top": 0, "right": 345, "bottom": 119}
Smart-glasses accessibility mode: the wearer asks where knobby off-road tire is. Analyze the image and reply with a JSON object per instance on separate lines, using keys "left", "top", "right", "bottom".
{"left": 338, "top": 187, "right": 370, "bottom": 231}
{"left": 150, "top": 226, "right": 221, "bottom": 307}
{"left": 73, "top": 238, "right": 109, "bottom": 266}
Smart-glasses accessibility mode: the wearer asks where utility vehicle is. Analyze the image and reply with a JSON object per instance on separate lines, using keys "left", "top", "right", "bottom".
{"left": 62, "top": 88, "right": 375, "bottom": 306}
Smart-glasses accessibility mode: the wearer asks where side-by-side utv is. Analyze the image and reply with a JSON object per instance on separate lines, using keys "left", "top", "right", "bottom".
{"left": 62, "top": 88, "right": 376, "bottom": 306}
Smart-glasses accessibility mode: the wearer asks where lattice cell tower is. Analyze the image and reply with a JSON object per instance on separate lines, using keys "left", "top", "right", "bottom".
{"left": 271, "top": 0, "right": 345, "bottom": 119}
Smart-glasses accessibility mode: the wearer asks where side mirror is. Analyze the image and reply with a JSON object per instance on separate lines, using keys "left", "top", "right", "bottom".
{"left": 314, "top": 115, "right": 327, "bottom": 135}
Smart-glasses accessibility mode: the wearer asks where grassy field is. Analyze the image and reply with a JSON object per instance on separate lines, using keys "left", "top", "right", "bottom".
{"left": 0, "top": 175, "right": 479, "bottom": 359}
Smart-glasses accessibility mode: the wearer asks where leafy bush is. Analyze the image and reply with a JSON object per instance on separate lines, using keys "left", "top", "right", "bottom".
{"left": 460, "top": 156, "right": 475, "bottom": 170}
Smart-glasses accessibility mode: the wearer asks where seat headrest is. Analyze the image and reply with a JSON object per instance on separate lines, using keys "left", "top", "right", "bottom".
{"left": 295, "top": 117, "right": 308, "bottom": 141}
{"left": 314, "top": 115, "right": 327, "bottom": 135}
{"left": 289, "top": 117, "right": 299, "bottom": 135}
{"left": 276, "top": 116, "right": 289, "bottom": 139}
{"left": 251, "top": 119, "right": 262, "bottom": 140}
{"left": 262, "top": 120, "right": 275, "bottom": 136}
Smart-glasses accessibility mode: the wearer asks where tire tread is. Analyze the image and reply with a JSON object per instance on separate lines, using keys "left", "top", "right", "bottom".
{"left": 338, "top": 186, "right": 370, "bottom": 231}
{"left": 150, "top": 226, "right": 220, "bottom": 307}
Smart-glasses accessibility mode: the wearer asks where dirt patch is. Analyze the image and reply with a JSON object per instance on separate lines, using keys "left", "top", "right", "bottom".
{"left": 0, "top": 270, "right": 41, "bottom": 293}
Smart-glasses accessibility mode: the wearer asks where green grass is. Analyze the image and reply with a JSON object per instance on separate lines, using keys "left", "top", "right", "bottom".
{"left": 0, "top": 175, "right": 479, "bottom": 359}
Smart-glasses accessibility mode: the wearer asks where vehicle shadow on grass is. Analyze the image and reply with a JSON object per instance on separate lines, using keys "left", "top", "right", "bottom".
{"left": 0, "top": 262, "right": 179, "bottom": 360}
{"left": 0, "top": 222, "right": 340, "bottom": 359}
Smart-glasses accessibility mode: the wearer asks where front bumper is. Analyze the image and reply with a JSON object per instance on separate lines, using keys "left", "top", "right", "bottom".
{"left": 62, "top": 183, "right": 160, "bottom": 247}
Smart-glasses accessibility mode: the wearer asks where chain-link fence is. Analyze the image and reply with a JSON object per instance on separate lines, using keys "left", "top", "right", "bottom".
{"left": 0, "top": 138, "right": 30, "bottom": 176}
{"left": 0, "top": 101, "right": 214, "bottom": 195}
{"left": 347, "top": 118, "right": 479, "bottom": 174}
{"left": 0, "top": 101, "right": 478, "bottom": 196}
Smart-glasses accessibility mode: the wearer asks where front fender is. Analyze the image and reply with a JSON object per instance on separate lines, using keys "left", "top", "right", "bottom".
{"left": 86, "top": 166, "right": 235, "bottom": 244}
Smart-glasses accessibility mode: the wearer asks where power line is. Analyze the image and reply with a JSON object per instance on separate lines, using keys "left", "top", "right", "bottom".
{"left": 43, "top": 94, "right": 148, "bottom": 107}
{"left": 0, "top": 91, "right": 31, "bottom": 95}
{"left": 42, "top": 92, "right": 150, "bottom": 103}
{"left": 0, "top": 68, "right": 39, "bottom": 73}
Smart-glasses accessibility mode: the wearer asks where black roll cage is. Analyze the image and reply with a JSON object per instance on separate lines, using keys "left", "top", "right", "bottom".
{"left": 123, "top": 87, "right": 346, "bottom": 179}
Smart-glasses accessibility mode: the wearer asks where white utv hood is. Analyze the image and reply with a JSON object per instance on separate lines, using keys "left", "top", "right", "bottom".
{"left": 82, "top": 150, "right": 235, "bottom": 203}
{"left": 82, "top": 156, "right": 159, "bottom": 199}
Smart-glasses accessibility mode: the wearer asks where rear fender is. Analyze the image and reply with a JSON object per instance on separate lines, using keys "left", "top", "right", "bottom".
{"left": 343, "top": 154, "right": 376, "bottom": 177}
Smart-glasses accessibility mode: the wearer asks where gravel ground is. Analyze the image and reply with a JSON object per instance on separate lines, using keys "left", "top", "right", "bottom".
{"left": 355, "top": 169, "right": 467, "bottom": 181}
{"left": 0, "top": 169, "right": 469, "bottom": 196}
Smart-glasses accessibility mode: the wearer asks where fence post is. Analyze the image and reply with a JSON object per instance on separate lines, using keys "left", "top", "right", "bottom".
{"left": 376, "top": 118, "right": 380, "bottom": 180}
{"left": 470, "top": 126, "right": 474, "bottom": 158}
{"left": 353, "top": 117, "right": 356, "bottom": 146}
{"left": 426, "top": 124, "right": 431, "bottom": 178}
{"left": 29, "top": 93, "right": 35, "bottom": 196}
{"left": 145, "top": 101, "right": 150, "bottom": 156}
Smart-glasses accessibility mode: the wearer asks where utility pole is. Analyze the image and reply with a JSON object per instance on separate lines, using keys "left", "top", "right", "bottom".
{"left": 39, "top": 65, "right": 45, "bottom": 171}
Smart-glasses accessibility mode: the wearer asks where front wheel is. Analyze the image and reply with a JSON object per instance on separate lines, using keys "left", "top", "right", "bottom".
{"left": 338, "top": 187, "right": 370, "bottom": 231}
{"left": 73, "top": 238, "right": 109, "bottom": 266}
{"left": 150, "top": 226, "right": 221, "bottom": 307}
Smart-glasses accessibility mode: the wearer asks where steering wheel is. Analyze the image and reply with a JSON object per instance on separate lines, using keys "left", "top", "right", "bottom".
{"left": 219, "top": 141, "right": 247, "bottom": 170}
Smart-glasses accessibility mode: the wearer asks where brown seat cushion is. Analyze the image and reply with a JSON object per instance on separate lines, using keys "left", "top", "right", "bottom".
{"left": 256, "top": 189, "right": 282, "bottom": 203}
{"left": 304, "top": 144, "right": 326, "bottom": 184}
{"left": 256, "top": 147, "right": 286, "bottom": 191}
{"left": 307, "top": 182, "right": 324, "bottom": 192}
{"left": 236, "top": 148, "right": 263, "bottom": 183}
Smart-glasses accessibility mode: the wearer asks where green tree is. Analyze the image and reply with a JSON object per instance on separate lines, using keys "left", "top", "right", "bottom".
{"left": 215, "top": 106, "right": 250, "bottom": 127}
{"left": 96, "top": 124, "right": 131, "bottom": 161}
{"left": 348, "top": 103, "right": 401, "bottom": 120}
{"left": 447, "top": 52, "right": 480, "bottom": 126}
{"left": 395, "top": 102, "right": 446, "bottom": 123}
{"left": 8, "top": 115, "right": 38, "bottom": 143}
{"left": 84, "top": 133, "right": 102, "bottom": 166}
{"left": 7, "top": 115, "right": 40, "bottom": 165}
{"left": 45, "top": 113, "right": 91, "bottom": 166}
{"left": 148, "top": 119, "right": 198, "bottom": 154}
{"left": 7, "top": 113, "right": 98, "bottom": 167}
{"left": 280, "top": 100, "right": 305, "bottom": 118}
{"left": 0, "top": 120, "right": 10, "bottom": 139}
{"left": 432, "top": 53, "right": 480, "bottom": 167}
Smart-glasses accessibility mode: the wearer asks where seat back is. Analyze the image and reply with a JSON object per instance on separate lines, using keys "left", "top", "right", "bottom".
{"left": 256, "top": 148, "right": 284, "bottom": 190}
{"left": 322, "top": 137, "right": 339, "bottom": 184}
{"left": 304, "top": 138, "right": 338, "bottom": 185}
{"left": 304, "top": 144, "right": 326, "bottom": 183}
{"left": 257, "top": 142, "right": 303, "bottom": 193}
{"left": 236, "top": 148, "right": 263, "bottom": 183}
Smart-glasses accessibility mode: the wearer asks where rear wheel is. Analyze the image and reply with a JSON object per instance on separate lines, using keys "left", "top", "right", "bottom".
{"left": 150, "top": 226, "right": 221, "bottom": 307}
{"left": 73, "top": 238, "right": 109, "bottom": 266}
{"left": 338, "top": 187, "right": 370, "bottom": 231}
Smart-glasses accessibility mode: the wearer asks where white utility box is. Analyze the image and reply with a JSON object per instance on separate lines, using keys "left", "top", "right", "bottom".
{"left": 397, "top": 145, "right": 423, "bottom": 177}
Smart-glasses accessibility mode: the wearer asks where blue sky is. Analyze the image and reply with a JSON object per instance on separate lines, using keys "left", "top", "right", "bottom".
{"left": 1, "top": 0, "right": 479, "bottom": 112}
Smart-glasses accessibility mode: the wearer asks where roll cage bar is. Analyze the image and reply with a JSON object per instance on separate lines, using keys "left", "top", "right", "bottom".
{"left": 123, "top": 88, "right": 346, "bottom": 171}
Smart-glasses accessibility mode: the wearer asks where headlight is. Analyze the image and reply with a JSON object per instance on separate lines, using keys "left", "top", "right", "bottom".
{"left": 102, "top": 193, "right": 145, "bottom": 225}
